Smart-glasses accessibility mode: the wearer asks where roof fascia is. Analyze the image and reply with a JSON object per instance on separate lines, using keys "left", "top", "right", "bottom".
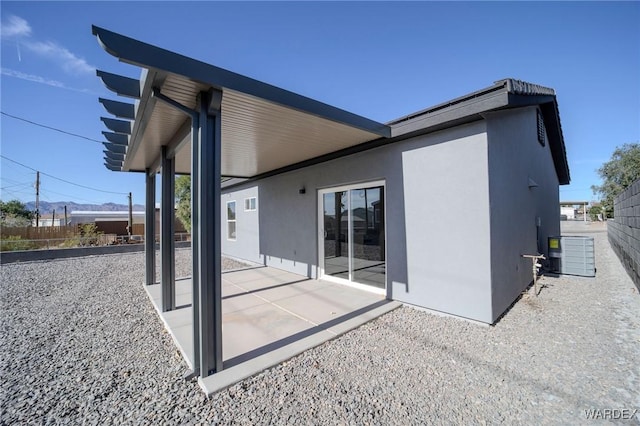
{"left": 390, "top": 91, "right": 509, "bottom": 137}
{"left": 539, "top": 100, "right": 570, "bottom": 185}
{"left": 122, "top": 68, "right": 165, "bottom": 171}
{"left": 92, "top": 25, "right": 390, "bottom": 138}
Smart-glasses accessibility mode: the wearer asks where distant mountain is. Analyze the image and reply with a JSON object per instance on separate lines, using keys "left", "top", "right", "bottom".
{"left": 23, "top": 201, "right": 145, "bottom": 214}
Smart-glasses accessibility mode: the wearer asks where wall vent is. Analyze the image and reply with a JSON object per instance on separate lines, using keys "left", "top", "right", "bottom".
{"left": 537, "top": 110, "right": 546, "bottom": 146}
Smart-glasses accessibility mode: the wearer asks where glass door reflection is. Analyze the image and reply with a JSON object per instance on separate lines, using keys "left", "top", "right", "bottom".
{"left": 323, "top": 191, "right": 349, "bottom": 280}
{"left": 321, "top": 185, "right": 385, "bottom": 289}
{"left": 350, "top": 187, "right": 385, "bottom": 288}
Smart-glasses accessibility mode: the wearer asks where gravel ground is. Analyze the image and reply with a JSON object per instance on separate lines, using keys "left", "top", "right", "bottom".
{"left": 1, "top": 228, "right": 639, "bottom": 424}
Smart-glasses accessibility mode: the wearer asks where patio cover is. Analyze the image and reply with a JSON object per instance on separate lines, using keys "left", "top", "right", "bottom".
{"left": 94, "top": 26, "right": 390, "bottom": 176}
{"left": 93, "top": 25, "right": 390, "bottom": 384}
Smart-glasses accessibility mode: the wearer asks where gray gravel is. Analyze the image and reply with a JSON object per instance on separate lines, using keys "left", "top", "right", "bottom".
{"left": 1, "top": 229, "right": 639, "bottom": 424}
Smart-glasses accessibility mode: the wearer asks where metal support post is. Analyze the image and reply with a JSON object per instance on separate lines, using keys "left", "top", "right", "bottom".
{"left": 190, "top": 113, "right": 201, "bottom": 376}
{"left": 145, "top": 169, "right": 156, "bottom": 285}
{"left": 197, "top": 89, "right": 223, "bottom": 377}
{"left": 161, "top": 145, "right": 175, "bottom": 311}
{"left": 151, "top": 86, "right": 203, "bottom": 375}
{"left": 128, "top": 192, "right": 133, "bottom": 238}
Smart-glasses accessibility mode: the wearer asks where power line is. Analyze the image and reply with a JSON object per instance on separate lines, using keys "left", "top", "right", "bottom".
{"left": 1, "top": 111, "right": 103, "bottom": 144}
{"left": 0, "top": 155, "right": 128, "bottom": 195}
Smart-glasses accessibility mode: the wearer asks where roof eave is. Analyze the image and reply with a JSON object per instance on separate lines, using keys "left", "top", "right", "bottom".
{"left": 92, "top": 25, "right": 390, "bottom": 138}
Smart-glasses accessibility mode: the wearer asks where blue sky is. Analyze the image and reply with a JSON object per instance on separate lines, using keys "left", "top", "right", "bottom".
{"left": 1, "top": 1, "right": 638, "bottom": 208}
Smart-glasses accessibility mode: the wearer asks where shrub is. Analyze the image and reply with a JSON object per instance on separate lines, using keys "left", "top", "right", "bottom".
{"left": 0, "top": 235, "right": 37, "bottom": 252}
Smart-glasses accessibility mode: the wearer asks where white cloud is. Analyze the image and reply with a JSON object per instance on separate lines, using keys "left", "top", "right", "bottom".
{"left": 0, "top": 15, "right": 32, "bottom": 38}
{"left": 1, "top": 15, "right": 95, "bottom": 75}
{"left": 1, "top": 67, "right": 96, "bottom": 94}
{"left": 1, "top": 67, "right": 64, "bottom": 87}
{"left": 25, "top": 41, "right": 95, "bottom": 75}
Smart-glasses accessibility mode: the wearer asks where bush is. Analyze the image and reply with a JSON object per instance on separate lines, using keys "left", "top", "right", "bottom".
{"left": 78, "top": 223, "right": 102, "bottom": 246}
{"left": 0, "top": 235, "right": 37, "bottom": 252}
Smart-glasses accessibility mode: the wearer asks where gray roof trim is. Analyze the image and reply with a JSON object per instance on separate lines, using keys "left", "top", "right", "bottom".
{"left": 99, "top": 98, "right": 135, "bottom": 120}
{"left": 229, "top": 79, "right": 570, "bottom": 187}
{"left": 101, "top": 117, "right": 131, "bottom": 135}
{"left": 92, "top": 25, "right": 390, "bottom": 138}
{"left": 388, "top": 78, "right": 556, "bottom": 127}
{"left": 103, "top": 142, "right": 127, "bottom": 154}
{"left": 539, "top": 99, "right": 570, "bottom": 184}
{"left": 389, "top": 83, "right": 507, "bottom": 126}
{"left": 96, "top": 70, "right": 140, "bottom": 99}
{"left": 105, "top": 163, "right": 121, "bottom": 172}
{"left": 502, "top": 78, "right": 555, "bottom": 96}
{"left": 390, "top": 91, "right": 509, "bottom": 137}
{"left": 102, "top": 131, "right": 129, "bottom": 145}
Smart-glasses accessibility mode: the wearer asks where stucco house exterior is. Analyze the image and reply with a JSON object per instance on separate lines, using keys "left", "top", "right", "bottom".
{"left": 220, "top": 79, "right": 569, "bottom": 324}
{"left": 93, "top": 26, "right": 569, "bottom": 380}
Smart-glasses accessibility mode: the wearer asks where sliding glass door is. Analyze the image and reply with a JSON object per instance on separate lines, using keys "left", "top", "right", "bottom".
{"left": 319, "top": 182, "right": 385, "bottom": 291}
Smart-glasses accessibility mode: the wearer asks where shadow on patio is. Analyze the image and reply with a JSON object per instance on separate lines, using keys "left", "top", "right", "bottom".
{"left": 145, "top": 266, "right": 400, "bottom": 394}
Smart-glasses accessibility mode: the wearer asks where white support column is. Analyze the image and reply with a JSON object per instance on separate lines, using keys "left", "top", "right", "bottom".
{"left": 161, "top": 145, "right": 175, "bottom": 312}
{"left": 197, "top": 89, "right": 223, "bottom": 377}
{"left": 145, "top": 169, "right": 156, "bottom": 286}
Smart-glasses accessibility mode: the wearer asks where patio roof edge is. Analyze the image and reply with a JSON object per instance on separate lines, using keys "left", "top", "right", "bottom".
{"left": 92, "top": 25, "right": 390, "bottom": 138}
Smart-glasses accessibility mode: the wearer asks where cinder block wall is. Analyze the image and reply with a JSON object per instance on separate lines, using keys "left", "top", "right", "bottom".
{"left": 608, "top": 179, "right": 640, "bottom": 289}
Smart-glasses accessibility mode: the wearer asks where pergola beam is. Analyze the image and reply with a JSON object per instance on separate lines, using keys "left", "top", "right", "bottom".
{"left": 102, "top": 131, "right": 129, "bottom": 145}
{"left": 96, "top": 70, "right": 140, "bottom": 99}
{"left": 101, "top": 117, "right": 132, "bottom": 135}
{"left": 99, "top": 98, "right": 135, "bottom": 119}
{"left": 103, "top": 142, "right": 127, "bottom": 155}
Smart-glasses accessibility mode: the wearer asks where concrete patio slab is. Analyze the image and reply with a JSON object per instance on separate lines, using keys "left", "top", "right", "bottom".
{"left": 143, "top": 265, "right": 400, "bottom": 396}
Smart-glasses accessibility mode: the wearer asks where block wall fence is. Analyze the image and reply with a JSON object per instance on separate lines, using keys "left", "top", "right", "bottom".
{"left": 608, "top": 179, "right": 640, "bottom": 290}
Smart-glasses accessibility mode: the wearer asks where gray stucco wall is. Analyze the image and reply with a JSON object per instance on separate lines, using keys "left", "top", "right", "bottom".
{"left": 401, "top": 126, "right": 493, "bottom": 322}
{"left": 608, "top": 179, "right": 640, "bottom": 290}
{"left": 485, "top": 106, "right": 561, "bottom": 322}
{"left": 221, "top": 185, "right": 262, "bottom": 265}
{"left": 222, "top": 121, "right": 494, "bottom": 322}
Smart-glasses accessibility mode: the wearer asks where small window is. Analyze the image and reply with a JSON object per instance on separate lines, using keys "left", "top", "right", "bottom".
{"left": 244, "top": 197, "right": 257, "bottom": 211}
{"left": 537, "top": 110, "right": 546, "bottom": 146}
{"left": 227, "top": 201, "right": 236, "bottom": 240}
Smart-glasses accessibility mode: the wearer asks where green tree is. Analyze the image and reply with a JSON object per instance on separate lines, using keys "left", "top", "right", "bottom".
{"left": 0, "top": 199, "right": 34, "bottom": 227}
{"left": 588, "top": 204, "right": 602, "bottom": 221}
{"left": 591, "top": 143, "right": 640, "bottom": 216}
{"left": 175, "top": 175, "right": 191, "bottom": 232}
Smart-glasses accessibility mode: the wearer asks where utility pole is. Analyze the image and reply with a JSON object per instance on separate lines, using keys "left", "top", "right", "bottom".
{"left": 35, "top": 171, "right": 40, "bottom": 229}
{"left": 128, "top": 192, "right": 133, "bottom": 239}
{"left": 52, "top": 209, "right": 55, "bottom": 227}
{"left": 64, "top": 205, "right": 68, "bottom": 227}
